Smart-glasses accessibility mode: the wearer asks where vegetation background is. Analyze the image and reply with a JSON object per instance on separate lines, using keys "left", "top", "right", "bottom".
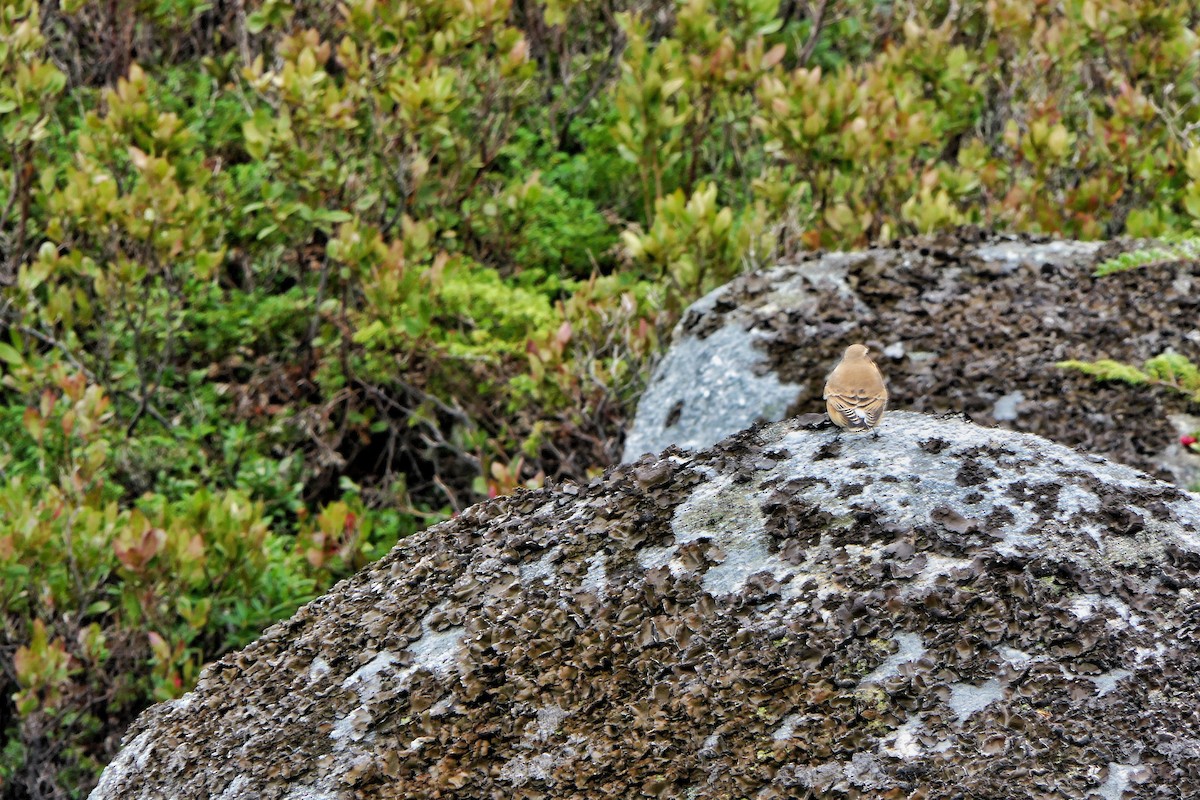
{"left": 1, "top": 0, "right": 1198, "bottom": 795}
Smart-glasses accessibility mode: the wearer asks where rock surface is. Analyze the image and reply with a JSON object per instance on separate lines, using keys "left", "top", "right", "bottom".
{"left": 622, "top": 231, "right": 1200, "bottom": 490}
{"left": 91, "top": 412, "right": 1200, "bottom": 799}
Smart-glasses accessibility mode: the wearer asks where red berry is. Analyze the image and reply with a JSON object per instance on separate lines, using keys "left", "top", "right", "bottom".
{"left": 1181, "top": 435, "right": 1197, "bottom": 447}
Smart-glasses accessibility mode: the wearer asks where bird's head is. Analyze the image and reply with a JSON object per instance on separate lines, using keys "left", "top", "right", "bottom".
{"left": 845, "top": 343, "right": 870, "bottom": 359}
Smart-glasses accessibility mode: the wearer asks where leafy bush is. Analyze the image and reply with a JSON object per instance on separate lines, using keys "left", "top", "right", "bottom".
{"left": 0, "top": 371, "right": 321, "bottom": 791}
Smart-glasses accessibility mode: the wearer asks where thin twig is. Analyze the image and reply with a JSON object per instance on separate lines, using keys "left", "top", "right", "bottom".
{"left": 303, "top": 253, "right": 332, "bottom": 373}
{"left": 233, "top": 0, "right": 252, "bottom": 68}
{"left": 936, "top": 0, "right": 961, "bottom": 34}
{"left": 556, "top": 6, "right": 627, "bottom": 150}
{"left": 0, "top": 143, "right": 21, "bottom": 235}
{"left": 798, "top": 0, "right": 830, "bottom": 67}
{"left": 13, "top": 147, "right": 32, "bottom": 263}
{"left": 0, "top": 299, "right": 174, "bottom": 431}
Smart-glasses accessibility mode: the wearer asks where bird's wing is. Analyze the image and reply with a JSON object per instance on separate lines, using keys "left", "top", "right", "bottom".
{"left": 825, "top": 388, "right": 887, "bottom": 428}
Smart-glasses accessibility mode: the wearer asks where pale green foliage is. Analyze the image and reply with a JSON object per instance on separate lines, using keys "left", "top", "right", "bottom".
{"left": 613, "top": 12, "right": 689, "bottom": 218}
{"left": 1094, "top": 237, "right": 1200, "bottom": 276}
{"left": 1057, "top": 358, "right": 1157, "bottom": 385}
{"left": 1145, "top": 352, "right": 1200, "bottom": 399}
{"left": 902, "top": 187, "right": 966, "bottom": 234}
{"left": 0, "top": 0, "right": 64, "bottom": 146}
{"left": 756, "top": 23, "right": 986, "bottom": 244}
{"left": 622, "top": 182, "right": 770, "bottom": 298}
{"left": 613, "top": 0, "right": 784, "bottom": 222}
{"left": 1059, "top": 353, "right": 1200, "bottom": 402}
{"left": 0, "top": 0, "right": 66, "bottom": 274}
{"left": 1096, "top": 147, "right": 1200, "bottom": 275}
{"left": 1, "top": 371, "right": 317, "bottom": 727}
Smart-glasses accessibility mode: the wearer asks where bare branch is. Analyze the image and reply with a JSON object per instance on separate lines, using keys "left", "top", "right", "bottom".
{"left": 798, "top": 0, "right": 830, "bottom": 67}
{"left": 0, "top": 299, "right": 174, "bottom": 432}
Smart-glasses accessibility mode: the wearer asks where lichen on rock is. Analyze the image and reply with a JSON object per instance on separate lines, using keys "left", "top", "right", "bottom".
{"left": 91, "top": 412, "right": 1200, "bottom": 799}
{"left": 623, "top": 231, "right": 1200, "bottom": 490}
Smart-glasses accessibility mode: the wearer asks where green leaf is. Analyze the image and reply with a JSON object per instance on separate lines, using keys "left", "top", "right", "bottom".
{"left": 0, "top": 342, "right": 23, "bottom": 366}
{"left": 1094, "top": 237, "right": 1200, "bottom": 276}
{"left": 352, "top": 319, "right": 387, "bottom": 345}
{"left": 314, "top": 209, "right": 353, "bottom": 224}
{"left": 245, "top": 10, "right": 269, "bottom": 33}
{"left": 1057, "top": 359, "right": 1149, "bottom": 385}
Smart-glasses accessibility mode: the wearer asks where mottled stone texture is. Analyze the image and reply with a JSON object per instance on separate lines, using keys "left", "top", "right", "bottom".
{"left": 92, "top": 413, "right": 1200, "bottom": 799}
{"left": 622, "top": 231, "right": 1200, "bottom": 491}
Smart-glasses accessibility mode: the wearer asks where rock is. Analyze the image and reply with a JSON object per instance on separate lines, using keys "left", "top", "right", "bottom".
{"left": 621, "top": 231, "right": 1200, "bottom": 490}
{"left": 92, "top": 412, "right": 1200, "bottom": 798}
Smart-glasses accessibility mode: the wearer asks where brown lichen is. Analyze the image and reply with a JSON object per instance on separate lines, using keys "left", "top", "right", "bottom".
{"left": 92, "top": 412, "right": 1200, "bottom": 800}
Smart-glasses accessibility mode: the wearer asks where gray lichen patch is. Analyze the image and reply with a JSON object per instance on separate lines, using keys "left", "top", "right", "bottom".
{"left": 1088, "top": 668, "right": 1132, "bottom": 696}
{"left": 395, "top": 614, "right": 464, "bottom": 681}
{"left": 672, "top": 475, "right": 800, "bottom": 597}
{"left": 771, "top": 713, "right": 802, "bottom": 741}
{"left": 991, "top": 390, "right": 1025, "bottom": 421}
{"left": 215, "top": 776, "right": 252, "bottom": 799}
{"left": 974, "top": 238, "right": 1104, "bottom": 264}
{"left": 518, "top": 544, "right": 563, "bottom": 584}
{"left": 1097, "top": 763, "right": 1152, "bottom": 800}
{"left": 329, "top": 705, "right": 373, "bottom": 745}
{"left": 92, "top": 412, "right": 1200, "bottom": 799}
{"left": 496, "top": 703, "right": 582, "bottom": 790}
{"left": 88, "top": 731, "right": 155, "bottom": 799}
{"left": 578, "top": 550, "right": 608, "bottom": 598}
{"left": 621, "top": 322, "right": 804, "bottom": 463}
{"left": 946, "top": 679, "right": 1004, "bottom": 723}
{"left": 341, "top": 651, "right": 398, "bottom": 697}
{"left": 860, "top": 632, "right": 925, "bottom": 685}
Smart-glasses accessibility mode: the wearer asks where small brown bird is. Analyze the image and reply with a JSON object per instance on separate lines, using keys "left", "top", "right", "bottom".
{"left": 824, "top": 343, "right": 888, "bottom": 433}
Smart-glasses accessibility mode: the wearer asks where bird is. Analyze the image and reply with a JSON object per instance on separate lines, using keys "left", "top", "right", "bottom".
{"left": 823, "top": 343, "right": 888, "bottom": 433}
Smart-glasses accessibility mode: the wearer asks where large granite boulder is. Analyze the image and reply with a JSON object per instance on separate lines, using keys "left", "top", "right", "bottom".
{"left": 93, "top": 412, "right": 1200, "bottom": 798}
{"left": 622, "top": 232, "right": 1200, "bottom": 490}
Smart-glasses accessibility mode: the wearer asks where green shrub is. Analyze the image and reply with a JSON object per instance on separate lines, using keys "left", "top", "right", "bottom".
{"left": 0, "top": 371, "right": 323, "bottom": 794}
